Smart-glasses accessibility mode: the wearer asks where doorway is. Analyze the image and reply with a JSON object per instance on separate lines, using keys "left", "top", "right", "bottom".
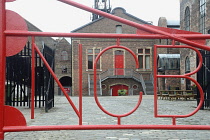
{"left": 115, "top": 50, "right": 124, "bottom": 75}
{"left": 110, "top": 84, "right": 128, "bottom": 96}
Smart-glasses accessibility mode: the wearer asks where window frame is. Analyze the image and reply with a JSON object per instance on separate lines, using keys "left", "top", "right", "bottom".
{"left": 61, "top": 51, "right": 68, "bottom": 61}
{"left": 137, "top": 48, "right": 152, "bottom": 71}
{"left": 199, "top": 0, "right": 206, "bottom": 34}
{"left": 184, "top": 6, "right": 190, "bottom": 31}
{"left": 185, "top": 56, "right": 190, "bottom": 73}
{"left": 87, "top": 48, "right": 102, "bottom": 71}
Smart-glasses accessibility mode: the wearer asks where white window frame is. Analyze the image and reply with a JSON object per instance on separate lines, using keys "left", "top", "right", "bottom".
{"left": 86, "top": 48, "right": 102, "bottom": 71}
{"left": 137, "top": 48, "right": 152, "bottom": 71}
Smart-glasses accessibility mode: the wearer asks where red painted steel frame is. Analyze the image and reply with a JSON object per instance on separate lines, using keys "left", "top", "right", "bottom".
{"left": 153, "top": 45, "right": 204, "bottom": 125}
{"left": 58, "top": 0, "right": 210, "bottom": 50}
{"left": 1, "top": 0, "right": 210, "bottom": 139}
{"left": 0, "top": 0, "right": 6, "bottom": 139}
{"left": 31, "top": 37, "right": 35, "bottom": 119}
{"left": 93, "top": 45, "right": 143, "bottom": 125}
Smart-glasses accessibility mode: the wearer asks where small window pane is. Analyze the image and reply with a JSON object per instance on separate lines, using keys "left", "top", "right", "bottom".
{"left": 95, "top": 55, "right": 100, "bottom": 69}
{"left": 116, "top": 25, "right": 122, "bottom": 34}
{"left": 145, "top": 55, "right": 150, "bottom": 69}
{"left": 115, "top": 50, "right": 123, "bottom": 55}
{"left": 145, "top": 49, "right": 150, "bottom": 54}
{"left": 138, "top": 55, "right": 143, "bottom": 69}
{"left": 95, "top": 49, "right": 100, "bottom": 54}
{"left": 88, "top": 55, "right": 93, "bottom": 69}
{"left": 61, "top": 51, "right": 68, "bottom": 60}
{"left": 138, "top": 49, "right": 143, "bottom": 54}
{"left": 88, "top": 49, "right": 93, "bottom": 54}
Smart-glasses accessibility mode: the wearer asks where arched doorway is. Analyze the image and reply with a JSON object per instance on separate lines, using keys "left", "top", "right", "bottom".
{"left": 59, "top": 76, "right": 72, "bottom": 95}
{"left": 110, "top": 84, "right": 128, "bottom": 96}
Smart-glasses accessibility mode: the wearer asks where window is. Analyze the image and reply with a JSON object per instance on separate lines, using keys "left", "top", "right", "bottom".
{"left": 116, "top": 25, "right": 122, "bottom": 34}
{"left": 185, "top": 56, "right": 190, "bottom": 73}
{"left": 87, "top": 48, "right": 101, "bottom": 70}
{"left": 61, "top": 51, "right": 68, "bottom": 61}
{"left": 158, "top": 54, "right": 180, "bottom": 70}
{"left": 137, "top": 48, "right": 151, "bottom": 70}
{"left": 184, "top": 7, "right": 190, "bottom": 31}
{"left": 62, "top": 66, "right": 67, "bottom": 73}
{"left": 199, "top": 0, "right": 206, "bottom": 33}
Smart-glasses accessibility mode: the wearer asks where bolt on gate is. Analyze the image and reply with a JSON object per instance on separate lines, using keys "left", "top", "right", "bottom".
{"left": 1, "top": 0, "right": 210, "bottom": 139}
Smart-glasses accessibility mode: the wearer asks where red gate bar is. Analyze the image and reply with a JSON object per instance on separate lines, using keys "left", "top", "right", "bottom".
{"left": 31, "top": 37, "right": 35, "bottom": 119}
{"left": 1, "top": 0, "right": 210, "bottom": 139}
{"left": 154, "top": 45, "right": 204, "bottom": 124}
{"left": 79, "top": 44, "right": 83, "bottom": 125}
{"left": 0, "top": 1, "right": 6, "bottom": 139}
{"left": 58, "top": 0, "right": 209, "bottom": 50}
{"left": 93, "top": 45, "right": 142, "bottom": 125}
{"left": 3, "top": 124, "right": 210, "bottom": 132}
{"left": 34, "top": 44, "right": 80, "bottom": 118}
{"left": 5, "top": 30, "right": 210, "bottom": 40}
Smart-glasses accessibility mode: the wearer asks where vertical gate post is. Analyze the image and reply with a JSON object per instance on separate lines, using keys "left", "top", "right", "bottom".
{"left": 79, "top": 44, "right": 83, "bottom": 125}
{"left": 0, "top": 0, "right": 6, "bottom": 139}
{"left": 31, "top": 37, "right": 35, "bottom": 119}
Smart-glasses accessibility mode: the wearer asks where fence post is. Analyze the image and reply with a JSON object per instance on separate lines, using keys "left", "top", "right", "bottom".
{"left": 0, "top": 0, "right": 6, "bottom": 139}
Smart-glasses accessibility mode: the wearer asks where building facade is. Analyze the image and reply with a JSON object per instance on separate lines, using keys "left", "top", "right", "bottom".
{"left": 71, "top": 7, "right": 155, "bottom": 96}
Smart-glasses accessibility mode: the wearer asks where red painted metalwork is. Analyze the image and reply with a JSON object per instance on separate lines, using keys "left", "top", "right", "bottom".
{"left": 6, "top": 10, "right": 28, "bottom": 56}
{"left": 0, "top": 0, "right": 6, "bottom": 139}
{"left": 33, "top": 45, "right": 80, "bottom": 118}
{"left": 154, "top": 45, "right": 204, "bottom": 123}
{"left": 4, "top": 106, "right": 26, "bottom": 126}
{"left": 5, "top": 30, "right": 210, "bottom": 41}
{"left": 1, "top": 0, "right": 210, "bottom": 139}
{"left": 93, "top": 45, "right": 142, "bottom": 125}
{"left": 79, "top": 44, "right": 83, "bottom": 125}
{"left": 31, "top": 37, "right": 35, "bottom": 119}
{"left": 58, "top": 0, "right": 210, "bottom": 50}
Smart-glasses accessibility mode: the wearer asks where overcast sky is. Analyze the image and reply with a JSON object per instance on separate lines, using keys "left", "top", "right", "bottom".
{"left": 6, "top": 0, "right": 180, "bottom": 33}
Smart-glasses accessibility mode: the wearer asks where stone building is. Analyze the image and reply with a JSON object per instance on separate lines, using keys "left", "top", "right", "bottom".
{"left": 180, "top": 0, "right": 209, "bottom": 90}
{"left": 54, "top": 38, "right": 72, "bottom": 95}
{"left": 71, "top": 7, "right": 155, "bottom": 96}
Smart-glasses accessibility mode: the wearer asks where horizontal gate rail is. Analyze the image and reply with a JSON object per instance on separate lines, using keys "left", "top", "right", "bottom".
{"left": 5, "top": 30, "right": 210, "bottom": 40}
{"left": 1, "top": 0, "right": 210, "bottom": 139}
{"left": 3, "top": 124, "right": 210, "bottom": 132}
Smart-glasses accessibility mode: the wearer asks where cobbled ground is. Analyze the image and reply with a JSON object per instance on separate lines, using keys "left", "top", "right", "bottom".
{"left": 4, "top": 95, "right": 210, "bottom": 140}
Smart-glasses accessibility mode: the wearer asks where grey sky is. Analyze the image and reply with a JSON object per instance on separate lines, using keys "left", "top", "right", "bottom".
{"left": 6, "top": 0, "right": 180, "bottom": 33}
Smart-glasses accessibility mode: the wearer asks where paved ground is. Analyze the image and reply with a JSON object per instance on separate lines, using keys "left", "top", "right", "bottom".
{"left": 4, "top": 95, "right": 210, "bottom": 140}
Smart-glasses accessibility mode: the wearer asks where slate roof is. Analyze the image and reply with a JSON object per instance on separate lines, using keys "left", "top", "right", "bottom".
{"left": 71, "top": 7, "right": 152, "bottom": 32}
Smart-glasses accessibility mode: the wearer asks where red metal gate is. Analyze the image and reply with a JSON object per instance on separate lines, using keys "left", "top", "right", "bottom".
{"left": 1, "top": 0, "right": 210, "bottom": 139}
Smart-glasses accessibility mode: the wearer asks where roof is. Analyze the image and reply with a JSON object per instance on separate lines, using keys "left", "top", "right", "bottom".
{"left": 167, "top": 20, "right": 180, "bottom": 26}
{"left": 71, "top": 7, "right": 152, "bottom": 32}
{"left": 25, "top": 20, "right": 56, "bottom": 50}
{"left": 158, "top": 54, "right": 180, "bottom": 59}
